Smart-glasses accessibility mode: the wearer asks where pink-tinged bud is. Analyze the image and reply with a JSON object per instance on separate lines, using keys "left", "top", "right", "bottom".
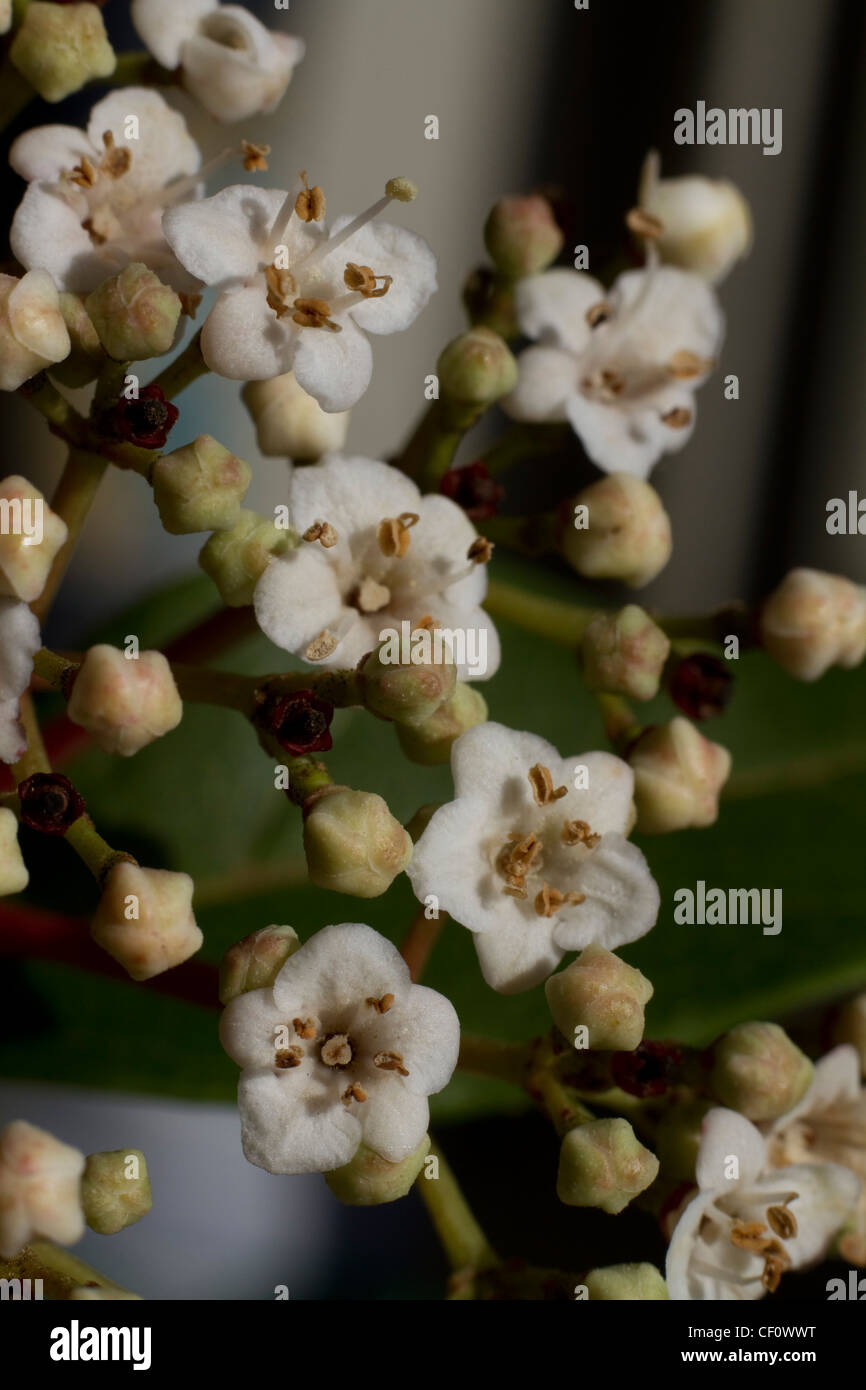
{"left": 242, "top": 372, "right": 349, "bottom": 460}
{"left": 557, "top": 1118, "right": 659, "bottom": 1213}
{"left": 151, "top": 435, "right": 251, "bottom": 535}
{"left": 0, "top": 475, "right": 68, "bottom": 603}
{"left": 90, "top": 863, "right": 203, "bottom": 981}
{"left": 545, "top": 944, "right": 653, "bottom": 1052}
{"left": 10, "top": 2, "right": 116, "bottom": 102}
{"left": 219, "top": 925, "right": 301, "bottom": 1004}
{"left": 628, "top": 716, "right": 731, "bottom": 834}
{"left": 52, "top": 292, "right": 106, "bottom": 388}
{"left": 303, "top": 787, "right": 413, "bottom": 898}
{"left": 325, "top": 1135, "right": 431, "bottom": 1206}
{"left": 581, "top": 605, "right": 671, "bottom": 701}
{"left": 759, "top": 568, "right": 866, "bottom": 681}
{"left": 638, "top": 151, "right": 752, "bottom": 285}
{"left": 0, "top": 807, "right": 28, "bottom": 897}
{"left": 710, "top": 1022, "right": 814, "bottom": 1122}
{"left": 85, "top": 264, "right": 181, "bottom": 362}
{"left": 0, "top": 271, "right": 71, "bottom": 391}
{"left": 561, "top": 474, "right": 672, "bottom": 589}
{"left": 584, "top": 1263, "right": 669, "bottom": 1300}
{"left": 199, "top": 510, "right": 293, "bottom": 607}
{"left": 81, "top": 1148, "right": 151, "bottom": 1234}
{"left": 0, "top": 1120, "right": 85, "bottom": 1258}
{"left": 67, "top": 645, "right": 182, "bottom": 757}
{"left": 484, "top": 195, "right": 564, "bottom": 278}
{"left": 396, "top": 682, "right": 488, "bottom": 765}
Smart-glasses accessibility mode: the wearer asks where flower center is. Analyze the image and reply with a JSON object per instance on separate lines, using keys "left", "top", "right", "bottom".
{"left": 492, "top": 766, "right": 602, "bottom": 917}
{"left": 272, "top": 998, "right": 411, "bottom": 1105}
{"left": 321, "top": 1033, "right": 353, "bottom": 1067}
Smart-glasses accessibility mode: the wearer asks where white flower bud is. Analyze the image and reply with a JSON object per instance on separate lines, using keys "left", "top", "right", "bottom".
{"left": 710, "top": 1022, "right": 814, "bottom": 1122}
{"left": 638, "top": 151, "right": 752, "bottom": 284}
{"left": 557, "top": 1118, "right": 659, "bottom": 1213}
{"left": 0, "top": 1120, "right": 85, "bottom": 1258}
{"left": 0, "top": 271, "right": 71, "bottom": 391}
{"left": 0, "top": 475, "right": 68, "bottom": 603}
{"left": 242, "top": 373, "right": 349, "bottom": 460}
{"left": 759, "top": 568, "right": 866, "bottom": 681}
{"left": 10, "top": 2, "right": 116, "bottom": 103}
{"left": 219, "top": 925, "right": 300, "bottom": 1004}
{"left": 303, "top": 787, "right": 413, "bottom": 898}
{"left": 628, "top": 716, "right": 731, "bottom": 833}
{"left": 81, "top": 1148, "right": 152, "bottom": 1234}
{"left": 581, "top": 605, "right": 670, "bottom": 700}
{"left": 67, "top": 645, "right": 182, "bottom": 757}
{"left": 0, "top": 597, "right": 40, "bottom": 764}
{"left": 90, "top": 863, "right": 203, "bottom": 981}
{"left": 561, "top": 474, "right": 672, "bottom": 588}
{"left": 0, "top": 807, "right": 28, "bottom": 896}
{"left": 545, "top": 944, "right": 653, "bottom": 1052}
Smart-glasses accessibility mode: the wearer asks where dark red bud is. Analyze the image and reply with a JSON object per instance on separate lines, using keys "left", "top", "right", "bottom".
{"left": 670, "top": 652, "right": 734, "bottom": 721}
{"left": 17, "top": 773, "right": 86, "bottom": 835}
{"left": 440, "top": 460, "right": 504, "bottom": 522}
{"left": 260, "top": 689, "right": 334, "bottom": 756}
{"left": 108, "top": 385, "right": 179, "bottom": 449}
{"left": 610, "top": 1040, "right": 685, "bottom": 1098}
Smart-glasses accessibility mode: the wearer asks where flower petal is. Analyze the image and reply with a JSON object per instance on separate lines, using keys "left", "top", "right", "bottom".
{"left": 502, "top": 344, "right": 576, "bottom": 423}
{"left": 514, "top": 268, "right": 605, "bottom": 353}
{"left": 362, "top": 982, "right": 460, "bottom": 1097}
{"left": 130, "top": 0, "right": 214, "bottom": 69}
{"left": 777, "top": 1162, "right": 861, "bottom": 1267}
{"left": 271, "top": 922, "right": 412, "bottom": 1016}
{"left": 9, "top": 125, "right": 95, "bottom": 183}
{"left": 181, "top": 11, "right": 304, "bottom": 123}
{"left": 696, "top": 1108, "right": 766, "bottom": 1191}
{"left": 609, "top": 264, "right": 724, "bottom": 368}
{"left": 201, "top": 285, "right": 294, "bottom": 379}
{"left": 287, "top": 454, "right": 421, "bottom": 541}
{"left": 86, "top": 88, "right": 201, "bottom": 192}
{"left": 565, "top": 390, "right": 682, "bottom": 479}
{"left": 291, "top": 314, "right": 373, "bottom": 412}
{"left": 553, "top": 833, "right": 659, "bottom": 952}
{"left": 474, "top": 909, "right": 564, "bottom": 993}
{"left": 450, "top": 720, "right": 561, "bottom": 805}
{"left": 328, "top": 216, "right": 438, "bottom": 334}
{"left": 218, "top": 986, "right": 283, "bottom": 1070}
{"left": 253, "top": 545, "right": 344, "bottom": 656}
{"left": 406, "top": 795, "right": 498, "bottom": 935}
{"left": 237, "top": 1068, "right": 360, "bottom": 1175}
{"left": 10, "top": 184, "right": 103, "bottom": 293}
{"left": 163, "top": 184, "right": 286, "bottom": 286}
{"left": 359, "top": 1085, "right": 430, "bottom": 1163}
{"left": 559, "top": 751, "right": 635, "bottom": 836}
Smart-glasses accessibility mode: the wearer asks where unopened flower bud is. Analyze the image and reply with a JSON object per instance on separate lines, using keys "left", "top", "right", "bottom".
{"left": 584, "top": 1263, "right": 669, "bottom": 1300}
{"left": 437, "top": 327, "right": 518, "bottom": 407}
{"left": 151, "top": 435, "right": 251, "bottom": 535}
{"left": 85, "top": 264, "right": 181, "bottom": 362}
{"left": 0, "top": 807, "right": 28, "bottom": 896}
{"left": 484, "top": 194, "right": 564, "bottom": 278}
{"left": 18, "top": 772, "right": 86, "bottom": 835}
{"left": 439, "top": 460, "right": 504, "bottom": 521}
{"left": 561, "top": 474, "right": 672, "bottom": 588}
{"left": 0, "top": 270, "right": 71, "bottom": 390}
{"left": 90, "top": 863, "right": 203, "bottom": 981}
{"left": 199, "top": 510, "right": 293, "bottom": 607}
{"left": 0, "top": 475, "right": 67, "bottom": 603}
{"left": 324, "top": 1135, "right": 430, "bottom": 1206}
{"left": 0, "top": 1120, "right": 85, "bottom": 1258}
{"left": 833, "top": 996, "right": 866, "bottom": 1076}
{"left": 710, "top": 1022, "right": 814, "bottom": 1122}
{"left": 581, "top": 606, "right": 670, "bottom": 701}
{"left": 759, "top": 568, "right": 866, "bottom": 681}
{"left": 81, "top": 1148, "right": 151, "bottom": 1235}
{"left": 67, "top": 645, "right": 182, "bottom": 756}
{"left": 396, "top": 682, "right": 488, "bottom": 765}
{"left": 303, "top": 787, "right": 413, "bottom": 898}
{"left": 545, "top": 944, "right": 653, "bottom": 1053}
{"left": 107, "top": 384, "right": 179, "bottom": 449}
{"left": 242, "top": 372, "right": 349, "bottom": 460}
{"left": 10, "top": 2, "right": 115, "bottom": 102}
{"left": 557, "top": 1117, "right": 659, "bottom": 1213}
{"left": 638, "top": 151, "right": 752, "bottom": 284}
{"left": 255, "top": 689, "right": 334, "bottom": 757}
{"left": 360, "top": 641, "right": 457, "bottom": 728}
{"left": 611, "top": 1039, "right": 685, "bottom": 1099}
{"left": 219, "top": 924, "right": 301, "bottom": 1004}
{"left": 628, "top": 716, "right": 731, "bottom": 834}
{"left": 51, "top": 292, "right": 105, "bottom": 388}
{"left": 669, "top": 651, "right": 734, "bottom": 719}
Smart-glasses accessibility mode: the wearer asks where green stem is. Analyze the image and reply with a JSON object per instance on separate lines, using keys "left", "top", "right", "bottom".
{"left": 399, "top": 905, "right": 445, "bottom": 982}
{"left": 530, "top": 1069, "right": 595, "bottom": 1138}
{"left": 594, "top": 693, "right": 643, "bottom": 754}
{"left": 286, "top": 756, "right": 334, "bottom": 806}
{"left": 32, "top": 449, "right": 109, "bottom": 623}
{"left": 457, "top": 1034, "right": 530, "bottom": 1086}
{"left": 107, "top": 51, "right": 167, "bottom": 88}
{"left": 480, "top": 423, "right": 569, "bottom": 476}
{"left": 150, "top": 331, "right": 208, "bottom": 400}
{"left": 484, "top": 579, "right": 595, "bottom": 645}
{"left": 10, "top": 692, "right": 50, "bottom": 783}
{"left": 18, "top": 375, "right": 85, "bottom": 437}
{"left": 64, "top": 817, "right": 136, "bottom": 885}
{"left": 0, "top": 1240, "right": 136, "bottom": 1301}
{"left": 396, "top": 399, "right": 470, "bottom": 488}
{"left": 416, "top": 1141, "right": 499, "bottom": 1275}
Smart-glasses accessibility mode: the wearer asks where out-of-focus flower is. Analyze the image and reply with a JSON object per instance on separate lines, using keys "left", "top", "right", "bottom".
{"left": 66, "top": 645, "right": 182, "bottom": 756}
{"left": 0, "top": 270, "right": 70, "bottom": 390}
{"left": 0, "top": 1120, "right": 85, "bottom": 1258}
{"left": 628, "top": 717, "right": 731, "bottom": 833}
{"left": 638, "top": 150, "right": 752, "bottom": 284}
{"left": 759, "top": 568, "right": 866, "bottom": 681}
{"left": 581, "top": 605, "right": 670, "bottom": 701}
{"left": 561, "top": 474, "right": 672, "bottom": 588}
{"left": 10, "top": 2, "right": 115, "bottom": 103}
{"left": 0, "top": 598, "right": 41, "bottom": 764}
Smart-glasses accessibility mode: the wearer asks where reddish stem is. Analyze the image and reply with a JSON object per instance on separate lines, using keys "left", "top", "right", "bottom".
{"left": 399, "top": 906, "right": 445, "bottom": 982}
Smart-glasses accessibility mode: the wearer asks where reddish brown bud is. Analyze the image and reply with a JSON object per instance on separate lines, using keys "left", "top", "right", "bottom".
{"left": 610, "top": 1040, "right": 685, "bottom": 1098}
{"left": 17, "top": 773, "right": 86, "bottom": 835}
{"left": 669, "top": 652, "right": 734, "bottom": 720}
{"left": 258, "top": 689, "right": 334, "bottom": 756}
{"left": 439, "top": 461, "right": 504, "bottom": 522}
{"left": 107, "top": 385, "right": 179, "bottom": 449}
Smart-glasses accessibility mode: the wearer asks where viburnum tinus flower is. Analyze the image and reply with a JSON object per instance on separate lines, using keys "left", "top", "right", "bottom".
{"left": 665, "top": 1107, "right": 859, "bottom": 1300}
{"left": 503, "top": 260, "right": 724, "bottom": 478}
{"left": 219, "top": 923, "right": 460, "bottom": 1175}
{"left": 766, "top": 1045, "right": 866, "bottom": 1265}
{"left": 0, "top": 598, "right": 41, "bottom": 764}
{"left": 254, "top": 454, "right": 500, "bottom": 680}
{"left": 407, "top": 722, "right": 660, "bottom": 993}
{"left": 10, "top": 89, "right": 203, "bottom": 293}
{"left": 131, "top": 0, "right": 305, "bottom": 124}
{"left": 0, "top": 1120, "right": 85, "bottom": 1258}
{"left": 162, "top": 176, "right": 437, "bottom": 406}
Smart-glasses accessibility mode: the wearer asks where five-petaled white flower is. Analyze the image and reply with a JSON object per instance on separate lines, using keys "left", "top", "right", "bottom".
{"left": 254, "top": 454, "right": 499, "bottom": 680}
{"left": 666, "top": 1107, "right": 860, "bottom": 1300}
{"left": 766, "top": 1045, "right": 866, "bottom": 1266}
{"left": 162, "top": 176, "right": 437, "bottom": 407}
{"left": 406, "top": 722, "right": 660, "bottom": 993}
{"left": 0, "top": 599, "right": 41, "bottom": 765}
{"left": 131, "top": 0, "right": 305, "bottom": 124}
{"left": 10, "top": 89, "right": 203, "bottom": 293}
{"left": 219, "top": 922, "right": 460, "bottom": 1175}
{"left": 0, "top": 1120, "right": 85, "bottom": 1258}
{"left": 503, "top": 262, "right": 724, "bottom": 478}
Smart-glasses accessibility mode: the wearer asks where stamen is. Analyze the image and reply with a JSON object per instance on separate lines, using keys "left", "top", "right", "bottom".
{"left": 241, "top": 140, "right": 271, "bottom": 173}
{"left": 292, "top": 296, "right": 342, "bottom": 331}
{"left": 528, "top": 764, "right": 567, "bottom": 805}
{"left": 729, "top": 1220, "right": 769, "bottom": 1252}
{"left": 562, "top": 819, "right": 601, "bottom": 848}
{"left": 344, "top": 262, "right": 392, "bottom": 298}
{"left": 766, "top": 1204, "right": 798, "bottom": 1240}
{"left": 305, "top": 630, "right": 338, "bottom": 662}
{"left": 342, "top": 1082, "right": 367, "bottom": 1106}
{"left": 496, "top": 831, "right": 542, "bottom": 896}
{"left": 100, "top": 131, "right": 131, "bottom": 179}
{"left": 321, "top": 1034, "right": 353, "bottom": 1067}
{"left": 374, "top": 1050, "right": 410, "bottom": 1076}
{"left": 291, "top": 177, "right": 418, "bottom": 276}
{"left": 668, "top": 349, "right": 714, "bottom": 380}
{"left": 467, "top": 537, "right": 494, "bottom": 565}
{"left": 586, "top": 301, "right": 613, "bottom": 328}
{"left": 275, "top": 1046, "right": 304, "bottom": 1069}
{"left": 303, "top": 519, "right": 338, "bottom": 548}
{"left": 661, "top": 406, "right": 692, "bottom": 429}
{"left": 69, "top": 155, "right": 98, "bottom": 189}
{"left": 265, "top": 264, "right": 297, "bottom": 318}
{"left": 353, "top": 576, "right": 391, "bottom": 613}
{"left": 295, "top": 170, "right": 326, "bottom": 222}
{"left": 626, "top": 207, "right": 664, "bottom": 239}
{"left": 377, "top": 512, "right": 419, "bottom": 559}
{"left": 178, "top": 292, "right": 202, "bottom": 320}
{"left": 534, "top": 884, "right": 585, "bottom": 917}
{"left": 366, "top": 993, "right": 395, "bottom": 1014}
{"left": 293, "top": 1017, "right": 317, "bottom": 1040}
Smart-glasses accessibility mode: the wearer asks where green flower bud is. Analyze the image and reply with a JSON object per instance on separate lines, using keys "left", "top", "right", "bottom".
{"left": 11, "top": 2, "right": 115, "bottom": 102}
{"left": 710, "top": 1022, "right": 814, "bottom": 1123}
{"left": 556, "top": 1118, "right": 659, "bottom": 1213}
{"left": 360, "top": 641, "right": 456, "bottom": 728}
{"left": 396, "top": 682, "right": 488, "bottom": 765}
{"left": 584, "top": 1263, "right": 669, "bottom": 1300}
{"left": 561, "top": 473, "right": 672, "bottom": 589}
{"left": 484, "top": 194, "right": 563, "bottom": 278}
{"left": 303, "top": 787, "right": 413, "bottom": 898}
{"left": 51, "top": 293, "right": 105, "bottom": 388}
{"left": 85, "top": 264, "right": 181, "bottom": 362}
{"left": 218, "top": 925, "right": 301, "bottom": 1005}
{"left": 436, "top": 327, "right": 518, "bottom": 407}
{"left": 199, "top": 510, "right": 293, "bottom": 607}
{"left": 324, "top": 1136, "right": 430, "bottom": 1206}
{"left": 151, "top": 435, "right": 251, "bottom": 535}
{"left": 581, "top": 605, "right": 671, "bottom": 701}
{"left": 545, "top": 944, "right": 653, "bottom": 1053}
{"left": 81, "top": 1148, "right": 152, "bottom": 1235}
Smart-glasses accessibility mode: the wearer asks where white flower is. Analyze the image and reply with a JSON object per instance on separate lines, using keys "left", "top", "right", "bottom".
{"left": 254, "top": 454, "right": 499, "bottom": 680}
{"left": 503, "top": 262, "right": 723, "bottom": 478}
{"left": 767, "top": 1045, "right": 866, "bottom": 1265}
{"left": 0, "top": 1120, "right": 85, "bottom": 1258}
{"left": 407, "top": 722, "right": 660, "bottom": 993}
{"left": 219, "top": 922, "right": 460, "bottom": 1175}
{"left": 131, "top": 0, "right": 304, "bottom": 123}
{"left": 0, "top": 270, "right": 70, "bottom": 390}
{"left": 162, "top": 178, "right": 437, "bottom": 405}
{"left": 10, "top": 89, "right": 202, "bottom": 293}
{"left": 638, "top": 150, "right": 752, "bottom": 285}
{"left": 0, "top": 598, "right": 40, "bottom": 765}
{"left": 666, "top": 1107, "right": 859, "bottom": 1300}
